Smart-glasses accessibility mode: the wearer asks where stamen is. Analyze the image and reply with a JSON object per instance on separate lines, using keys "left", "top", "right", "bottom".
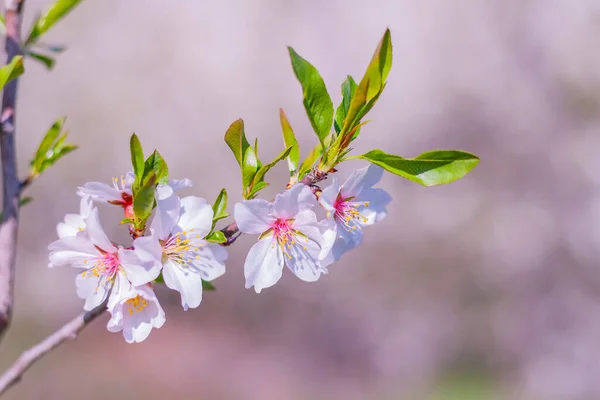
{"left": 333, "top": 194, "right": 370, "bottom": 232}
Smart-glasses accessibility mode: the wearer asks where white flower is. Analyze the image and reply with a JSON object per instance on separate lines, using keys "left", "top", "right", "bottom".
{"left": 77, "top": 172, "right": 192, "bottom": 207}
{"left": 135, "top": 195, "right": 227, "bottom": 310}
{"left": 319, "top": 164, "right": 392, "bottom": 263}
{"left": 48, "top": 207, "right": 162, "bottom": 310}
{"left": 234, "top": 183, "right": 335, "bottom": 293}
{"left": 106, "top": 283, "right": 165, "bottom": 343}
{"left": 77, "top": 172, "right": 135, "bottom": 206}
{"left": 56, "top": 194, "right": 94, "bottom": 238}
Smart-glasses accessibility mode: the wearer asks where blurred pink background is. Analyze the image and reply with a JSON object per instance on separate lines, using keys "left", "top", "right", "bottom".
{"left": 2, "top": 0, "right": 600, "bottom": 399}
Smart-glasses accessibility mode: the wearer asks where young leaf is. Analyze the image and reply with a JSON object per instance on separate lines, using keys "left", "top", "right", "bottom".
{"left": 224, "top": 119, "right": 251, "bottom": 168}
{"left": 144, "top": 150, "right": 169, "bottom": 185}
{"left": 26, "top": 0, "right": 85, "bottom": 45}
{"left": 133, "top": 172, "right": 157, "bottom": 223}
{"left": 334, "top": 75, "right": 357, "bottom": 134}
{"left": 32, "top": 118, "right": 64, "bottom": 171}
{"left": 30, "top": 118, "right": 78, "bottom": 176}
{"left": 358, "top": 149, "right": 479, "bottom": 186}
{"left": 130, "top": 134, "right": 144, "bottom": 188}
{"left": 252, "top": 146, "right": 293, "bottom": 186}
{"left": 288, "top": 47, "right": 334, "bottom": 146}
{"left": 0, "top": 55, "right": 24, "bottom": 90}
{"left": 279, "top": 109, "right": 300, "bottom": 175}
{"left": 211, "top": 189, "right": 229, "bottom": 227}
{"left": 242, "top": 145, "right": 259, "bottom": 191}
{"left": 340, "top": 29, "right": 392, "bottom": 135}
{"left": 202, "top": 280, "right": 216, "bottom": 291}
{"left": 298, "top": 142, "right": 323, "bottom": 179}
{"left": 205, "top": 231, "right": 227, "bottom": 244}
{"left": 26, "top": 51, "right": 55, "bottom": 70}
{"left": 246, "top": 181, "right": 269, "bottom": 200}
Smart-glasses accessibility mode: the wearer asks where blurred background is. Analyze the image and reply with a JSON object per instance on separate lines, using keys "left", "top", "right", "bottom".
{"left": 1, "top": 0, "right": 600, "bottom": 398}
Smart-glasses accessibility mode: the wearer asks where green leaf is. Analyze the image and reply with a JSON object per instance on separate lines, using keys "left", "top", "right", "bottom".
{"left": 358, "top": 149, "right": 479, "bottom": 186}
{"left": 19, "top": 197, "right": 33, "bottom": 207}
{"left": 252, "top": 146, "right": 292, "bottom": 186}
{"left": 298, "top": 143, "right": 323, "bottom": 179}
{"left": 246, "top": 181, "right": 269, "bottom": 199}
{"left": 32, "top": 118, "right": 64, "bottom": 171}
{"left": 279, "top": 109, "right": 300, "bottom": 175}
{"left": 133, "top": 172, "right": 157, "bottom": 222}
{"left": 0, "top": 56, "right": 24, "bottom": 90}
{"left": 242, "top": 145, "right": 259, "bottom": 190}
{"left": 288, "top": 47, "right": 334, "bottom": 147}
{"left": 30, "top": 118, "right": 78, "bottom": 176}
{"left": 340, "top": 29, "right": 392, "bottom": 135}
{"left": 38, "top": 143, "right": 77, "bottom": 173}
{"left": 224, "top": 119, "right": 251, "bottom": 168}
{"left": 26, "top": 51, "right": 55, "bottom": 70}
{"left": 144, "top": 151, "right": 169, "bottom": 185}
{"left": 202, "top": 280, "right": 216, "bottom": 291}
{"left": 129, "top": 134, "right": 144, "bottom": 188}
{"left": 205, "top": 230, "right": 227, "bottom": 244}
{"left": 211, "top": 189, "right": 229, "bottom": 228}
{"left": 334, "top": 75, "right": 357, "bottom": 134}
{"left": 26, "top": 0, "right": 85, "bottom": 45}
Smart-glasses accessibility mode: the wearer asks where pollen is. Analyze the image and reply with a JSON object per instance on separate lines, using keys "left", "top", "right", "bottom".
{"left": 126, "top": 295, "right": 148, "bottom": 315}
{"left": 163, "top": 229, "right": 203, "bottom": 267}
{"left": 333, "top": 194, "right": 370, "bottom": 232}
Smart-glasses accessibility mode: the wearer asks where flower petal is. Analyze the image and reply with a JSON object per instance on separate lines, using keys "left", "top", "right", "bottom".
{"left": 108, "top": 284, "right": 165, "bottom": 343}
{"left": 320, "top": 235, "right": 352, "bottom": 266}
{"left": 357, "top": 188, "right": 392, "bottom": 225}
{"left": 286, "top": 238, "right": 327, "bottom": 282}
{"left": 336, "top": 219, "right": 364, "bottom": 249}
{"left": 48, "top": 235, "right": 100, "bottom": 268}
{"left": 76, "top": 272, "right": 110, "bottom": 311}
{"left": 56, "top": 214, "right": 85, "bottom": 238}
{"left": 176, "top": 196, "right": 213, "bottom": 238}
{"left": 119, "top": 236, "right": 162, "bottom": 287}
{"left": 169, "top": 177, "right": 192, "bottom": 191}
{"left": 341, "top": 164, "right": 384, "bottom": 198}
{"left": 292, "top": 210, "right": 336, "bottom": 259}
{"left": 272, "top": 183, "right": 315, "bottom": 218}
{"left": 85, "top": 208, "right": 117, "bottom": 253}
{"left": 188, "top": 241, "right": 227, "bottom": 281}
{"left": 79, "top": 194, "right": 94, "bottom": 218}
{"left": 318, "top": 177, "right": 339, "bottom": 212}
{"left": 77, "top": 182, "right": 122, "bottom": 203}
{"left": 152, "top": 184, "right": 181, "bottom": 239}
{"left": 244, "top": 237, "right": 284, "bottom": 293}
{"left": 162, "top": 259, "right": 204, "bottom": 310}
{"left": 234, "top": 199, "right": 274, "bottom": 234}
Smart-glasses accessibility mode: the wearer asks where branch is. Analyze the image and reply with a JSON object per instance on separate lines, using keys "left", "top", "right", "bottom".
{"left": 0, "top": 0, "right": 24, "bottom": 340}
{"left": 0, "top": 303, "right": 106, "bottom": 396}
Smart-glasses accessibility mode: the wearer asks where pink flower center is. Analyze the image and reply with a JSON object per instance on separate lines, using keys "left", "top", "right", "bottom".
{"left": 270, "top": 218, "right": 300, "bottom": 259}
{"left": 162, "top": 230, "right": 202, "bottom": 265}
{"left": 333, "top": 195, "right": 370, "bottom": 231}
{"left": 81, "top": 252, "right": 121, "bottom": 286}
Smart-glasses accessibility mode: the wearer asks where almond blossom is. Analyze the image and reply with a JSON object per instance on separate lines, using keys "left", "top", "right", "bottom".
{"left": 77, "top": 172, "right": 191, "bottom": 208}
{"left": 319, "top": 164, "right": 392, "bottom": 263}
{"left": 135, "top": 195, "right": 228, "bottom": 310}
{"left": 56, "top": 194, "right": 93, "bottom": 238}
{"left": 48, "top": 207, "right": 162, "bottom": 310}
{"left": 106, "top": 283, "right": 166, "bottom": 343}
{"left": 234, "top": 183, "right": 335, "bottom": 293}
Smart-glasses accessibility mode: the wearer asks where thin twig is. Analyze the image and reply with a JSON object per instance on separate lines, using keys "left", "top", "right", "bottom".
{"left": 0, "top": 303, "right": 106, "bottom": 396}
{"left": 0, "top": 0, "right": 25, "bottom": 340}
